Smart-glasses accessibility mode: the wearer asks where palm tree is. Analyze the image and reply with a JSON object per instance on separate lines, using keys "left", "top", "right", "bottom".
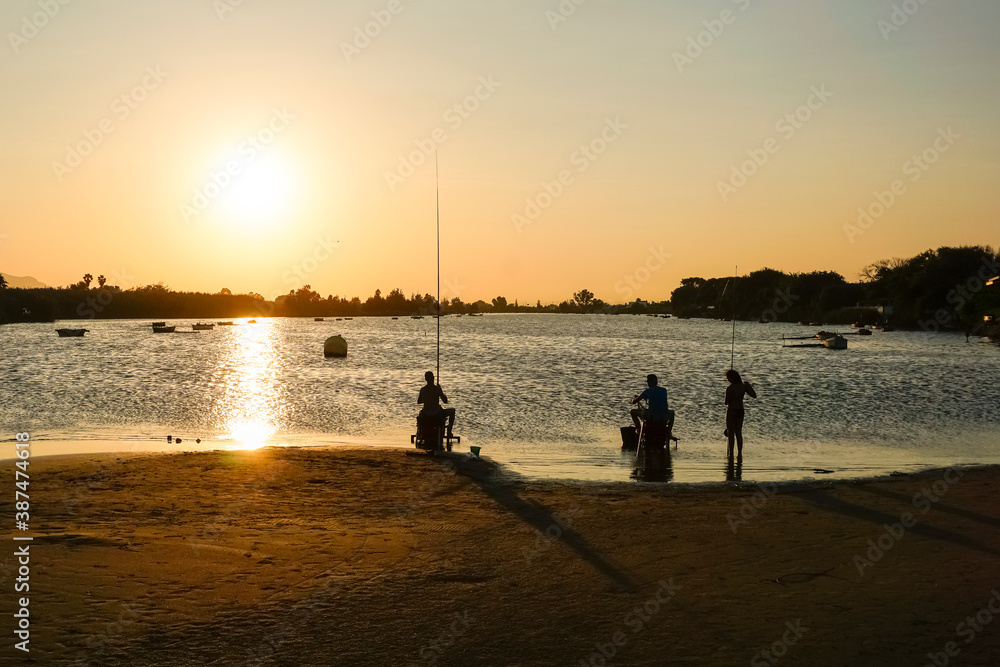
{"left": 82, "top": 273, "right": 93, "bottom": 289}
{"left": 97, "top": 275, "right": 106, "bottom": 288}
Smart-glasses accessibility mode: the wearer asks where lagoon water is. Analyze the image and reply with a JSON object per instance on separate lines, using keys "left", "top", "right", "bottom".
{"left": 2, "top": 315, "right": 998, "bottom": 483}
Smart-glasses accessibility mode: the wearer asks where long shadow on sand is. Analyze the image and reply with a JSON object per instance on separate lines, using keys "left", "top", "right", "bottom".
{"left": 797, "top": 489, "right": 1000, "bottom": 557}
{"left": 435, "top": 454, "right": 641, "bottom": 592}
{"left": 851, "top": 484, "right": 1000, "bottom": 530}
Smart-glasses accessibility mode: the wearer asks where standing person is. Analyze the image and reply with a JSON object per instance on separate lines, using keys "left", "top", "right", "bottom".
{"left": 725, "top": 369, "right": 756, "bottom": 460}
{"left": 631, "top": 374, "right": 669, "bottom": 430}
{"left": 418, "top": 371, "right": 455, "bottom": 437}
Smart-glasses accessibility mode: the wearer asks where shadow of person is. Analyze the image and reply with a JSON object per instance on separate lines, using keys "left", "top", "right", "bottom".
{"left": 429, "top": 453, "right": 640, "bottom": 592}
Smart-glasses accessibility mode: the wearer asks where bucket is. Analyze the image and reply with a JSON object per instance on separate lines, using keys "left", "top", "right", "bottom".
{"left": 470, "top": 446, "right": 481, "bottom": 458}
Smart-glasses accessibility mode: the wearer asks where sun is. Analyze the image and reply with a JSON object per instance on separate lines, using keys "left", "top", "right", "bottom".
{"left": 218, "top": 153, "right": 297, "bottom": 229}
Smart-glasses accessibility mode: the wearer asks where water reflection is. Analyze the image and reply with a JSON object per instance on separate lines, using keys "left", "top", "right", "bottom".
{"left": 3, "top": 316, "right": 1000, "bottom": 483}
{"left": 216, "top": 320, "right": 281, "bottom": 449}
{"left": 725, "top": 457, "right": 743, "bottom": 482}
{"left": 629, "top": 447, "right": 674, "bottom": 483}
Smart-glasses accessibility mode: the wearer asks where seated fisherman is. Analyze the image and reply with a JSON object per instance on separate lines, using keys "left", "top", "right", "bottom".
{"left": 631, "top": 373, "right": 669, "bottom": 430}
{"left": 418, "top": 371, "right": 456, "bottom": 437}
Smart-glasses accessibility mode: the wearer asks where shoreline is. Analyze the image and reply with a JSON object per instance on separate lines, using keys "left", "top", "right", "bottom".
{"left": 7, "top": 436, "right": 1000, "bottom": 487}
{"left": 4, "top": 447, "right": 1000, "bottom": 665}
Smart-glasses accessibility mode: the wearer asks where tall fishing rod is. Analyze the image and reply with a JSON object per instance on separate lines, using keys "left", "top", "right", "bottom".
{"left": 435, "top": 152, "right": 441, "bottom": 384}
{"left": 731, "top": 265, "right": 738, "bottom": 370}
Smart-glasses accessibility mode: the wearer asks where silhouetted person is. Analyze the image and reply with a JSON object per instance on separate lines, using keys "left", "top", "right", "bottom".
{"left": 631, "top": 374, "right": 669, "bottom": 430}
{"left": 725, "top": 369, "right": 756, "bottom": 460}
{"left": 418, "top": 371, "right": 455, "bottom": 437}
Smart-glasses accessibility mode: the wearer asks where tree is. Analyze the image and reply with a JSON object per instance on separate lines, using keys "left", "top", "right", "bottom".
{"left": 573, "top": 289, "right": 595, "bottom": 309}
{"left": 492, "top": 296, "right": 508, "bottom": 312}
{"left": 386, "top": 288, "right": 407, "bottom": 313}
{"left": 0, "top": 273, "right": 7, "bottom": 289}
{"left": 97, "top": 275, "right": 106, "bottom": 289}
{"left": 82, "top": 273, "right": 93, "bottom": 289}
{"left": 219, "top": 287, "right": 232, "bottom": 295}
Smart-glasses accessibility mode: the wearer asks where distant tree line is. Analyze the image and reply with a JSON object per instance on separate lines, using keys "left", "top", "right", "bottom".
{"left": 271, "top": 286, "right": 669, "bottom": 317}
{"left": 2, "top": 245, "right": 996, "bottom": 329}
{"left": 670, "top": 245, "right": 999, "bottom": 330}
{"left": 0, "top": 280, "right": 270, "bottom": 324}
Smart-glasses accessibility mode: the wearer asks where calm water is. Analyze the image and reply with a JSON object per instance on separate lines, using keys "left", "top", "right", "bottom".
{"left": 2, "top": 315, "right": 998, "bottom": 483}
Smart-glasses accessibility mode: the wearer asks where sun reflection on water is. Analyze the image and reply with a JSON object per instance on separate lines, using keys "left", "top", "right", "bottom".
{"left": 216, "top": 319, "right": 282, "bottom": 449}
{"left": 226, "top": 420, "right": 277, "bottom": 450}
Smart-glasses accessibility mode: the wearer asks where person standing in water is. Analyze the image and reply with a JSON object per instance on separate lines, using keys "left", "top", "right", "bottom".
{"left": 418, "top": 371, "right": 455, "bottom": 437}
{"left": 724, "top": 369, "right": 756, "bottom": 460}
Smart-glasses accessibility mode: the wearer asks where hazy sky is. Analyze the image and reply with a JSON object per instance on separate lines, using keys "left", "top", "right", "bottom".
{"left": 2, "top": 0, "right": 998, "bottom": 303}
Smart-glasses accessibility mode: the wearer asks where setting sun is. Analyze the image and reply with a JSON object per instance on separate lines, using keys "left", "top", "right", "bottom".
{"left": 218, "top": 153, "right": 298, "bottom": 229}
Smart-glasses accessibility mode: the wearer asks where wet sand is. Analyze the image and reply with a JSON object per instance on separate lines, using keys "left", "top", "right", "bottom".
{"left": 3, "top": 447, "right": 1000, "bottom": 666}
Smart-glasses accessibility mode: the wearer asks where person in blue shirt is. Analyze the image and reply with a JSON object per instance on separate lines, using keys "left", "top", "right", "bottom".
{"left": 631, "top": 374, "right": 669, "bottom": 430}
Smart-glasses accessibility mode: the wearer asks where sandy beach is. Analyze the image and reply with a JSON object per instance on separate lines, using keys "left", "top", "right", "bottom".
{"left": 3, "top": 446, "right": 1000, "bottom": 666}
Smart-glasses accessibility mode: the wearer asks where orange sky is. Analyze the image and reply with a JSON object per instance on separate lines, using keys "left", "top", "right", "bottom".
{"left": 1, "top": 1, "right": 998, "bottom": 303}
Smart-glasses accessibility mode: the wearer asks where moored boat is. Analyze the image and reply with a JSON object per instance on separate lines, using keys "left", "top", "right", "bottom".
{"left": 192, "top": 323, "right": 215, "bottom": 331}
{"left": 56, "top": 328, "right": 88, "bottom": 337}
{"left": 821, "top": 335, "right": 848, "bottom": 350}
{"left": 152, "top": 325, "right": 175, "bottom": 333}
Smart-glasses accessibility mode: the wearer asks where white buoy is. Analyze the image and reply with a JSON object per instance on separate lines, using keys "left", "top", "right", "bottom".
{"left": 324, "top": 335, "right": 348, "bottom": 358}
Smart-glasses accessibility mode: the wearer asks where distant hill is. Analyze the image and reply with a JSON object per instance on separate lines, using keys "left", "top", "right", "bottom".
{"left": 1, "top": 273, "right": 47, "bottom": 288}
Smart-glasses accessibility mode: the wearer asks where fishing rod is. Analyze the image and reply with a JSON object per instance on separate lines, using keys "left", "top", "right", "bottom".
{"left": 436, "top": 152, "right": 441, "bottom": 384}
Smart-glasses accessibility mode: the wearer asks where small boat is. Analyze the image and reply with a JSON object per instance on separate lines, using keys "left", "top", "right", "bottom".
{"left": 821, "top": 335, "right": 848, "bottom": 350}
{"left": 216, "top": 321, "right": 235, "bottom": 326}
{"left": 411, "top": 316, "right": 423, "bottom": 319}
{"left": 247, "top": 319, "right": 257, "bottom": 324}
{"left": 192, "top": 323, "right": 215, "bottom": 331}
{"left": 151, "top": 322, "right": 166, "bottom": 327}
{"left": 880, "top": 325, "right": 894, "bottom": 332}
{"left": 344, "top": 318, "right": 353, "bottom": 321}
{"left": 314, "top": 318, "right": 325, "bottom": 322}
{"left": 56, "top": 328, "right": 88, "bottom": 337}
{"left": 152, "top": 326, "right": 175, "bottom": 333}
{"left": 856, "top": 327, "right": 872, "bottom": 336}
{"left": 391, "top": 317, "right": 399, "bottom": 320}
